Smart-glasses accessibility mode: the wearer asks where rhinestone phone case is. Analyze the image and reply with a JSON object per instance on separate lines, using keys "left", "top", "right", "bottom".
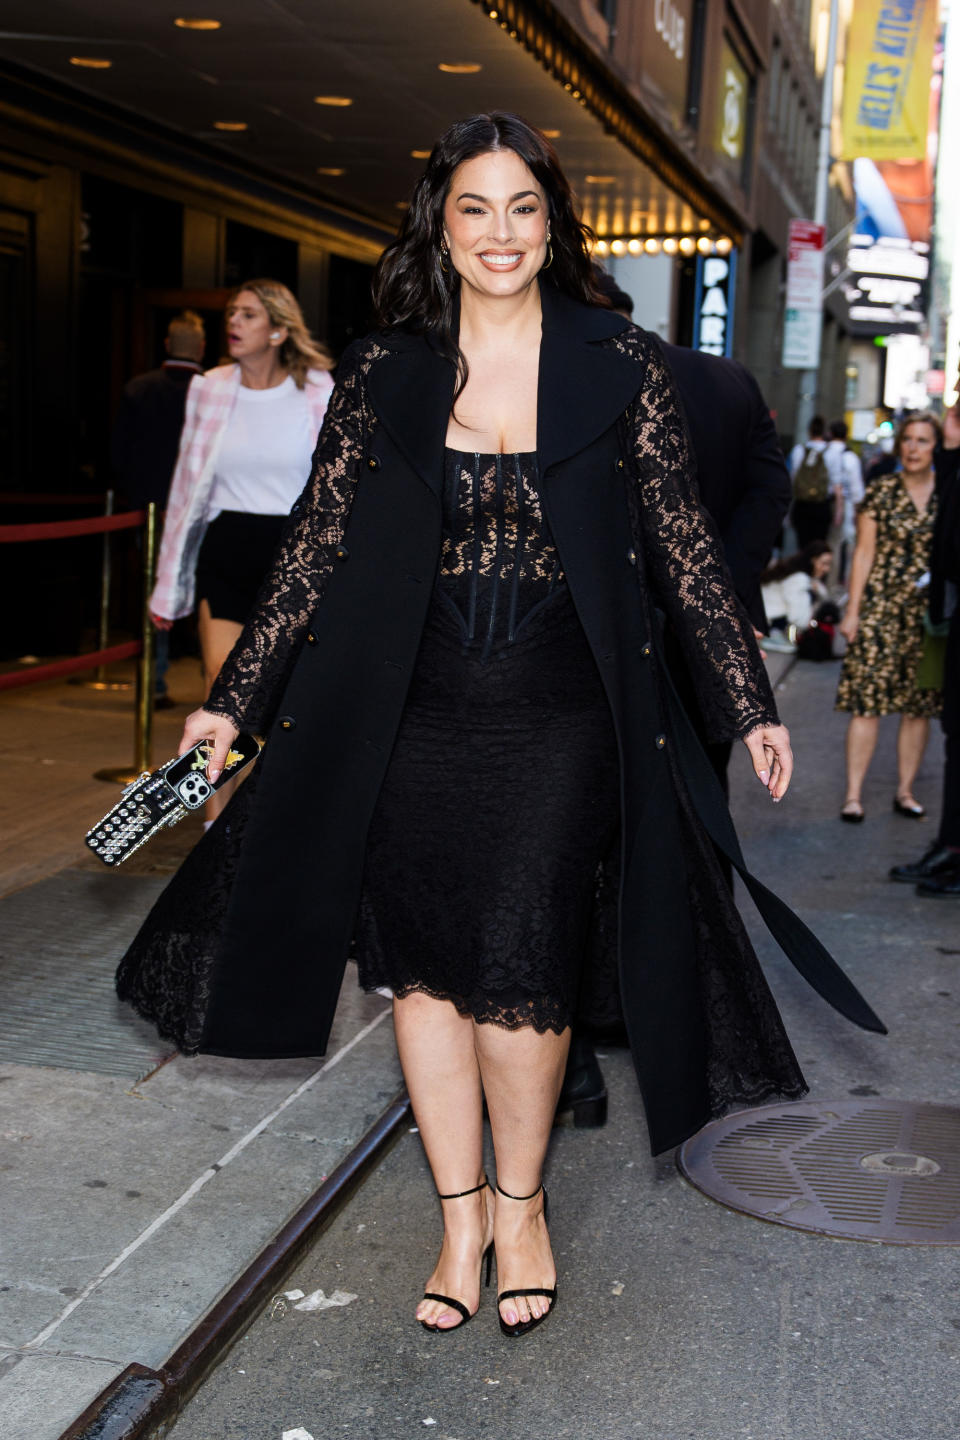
{"left": 84, "top": 733, "right": 262, "bottom": 866}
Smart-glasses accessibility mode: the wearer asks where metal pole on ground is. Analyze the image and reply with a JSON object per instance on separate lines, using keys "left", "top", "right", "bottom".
{"left": 70, "top": 489, "right": 133, "bottom": 691}
{"left": 795, "top": 0, "right": 841, "bottom": 442}
{"left": 96, "top": 502, "right": 158, "bottom": 785}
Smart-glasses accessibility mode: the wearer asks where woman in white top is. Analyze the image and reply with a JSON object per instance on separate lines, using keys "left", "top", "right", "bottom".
{"left": 150, "top": 278, "right": 334, "bottom": 816}
{"left": 760, "top": 540, "right": 832, "bottom": 648}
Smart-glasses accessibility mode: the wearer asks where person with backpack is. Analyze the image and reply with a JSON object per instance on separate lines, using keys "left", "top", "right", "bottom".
{"left": 789, "top": 415, "right": 841, "bottom": 548}
{"left": 825, "top": 418, "right": 864, "bottom": 585}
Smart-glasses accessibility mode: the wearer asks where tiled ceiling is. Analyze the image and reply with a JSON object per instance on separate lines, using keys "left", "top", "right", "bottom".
{"left": 0, "top": 0, "right": 702, "bottom": 238}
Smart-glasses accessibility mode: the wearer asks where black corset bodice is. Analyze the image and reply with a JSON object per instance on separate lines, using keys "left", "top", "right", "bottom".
{"left": 438, "top": 449, "right": 566, "bottom": 660}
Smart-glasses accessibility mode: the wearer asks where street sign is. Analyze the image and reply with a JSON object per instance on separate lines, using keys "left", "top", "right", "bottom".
{"left": 782, "top": 219, "right": 825, "bottom": 369}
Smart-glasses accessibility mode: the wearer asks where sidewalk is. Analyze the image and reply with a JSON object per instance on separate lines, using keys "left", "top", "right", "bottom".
{"left": 1, "top": 653, "right": 957, "bottom": 1440}
{"left": 0, "top": 663, "right": 403, "bottom": 1439}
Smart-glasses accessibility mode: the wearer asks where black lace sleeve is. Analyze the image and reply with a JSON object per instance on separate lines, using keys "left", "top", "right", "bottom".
{"left": 203, "top": 340, "right": 370, "bottom": 731}
{"left": 623, "top": 337, "right": 780, "bottom": 743}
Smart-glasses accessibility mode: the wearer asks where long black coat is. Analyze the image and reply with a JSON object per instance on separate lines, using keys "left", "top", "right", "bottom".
{"left": 117, "top": 282, "right": 883, "bottom": 1154}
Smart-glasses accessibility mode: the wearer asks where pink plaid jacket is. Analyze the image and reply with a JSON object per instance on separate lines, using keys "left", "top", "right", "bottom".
{"left": 150, "top": 362, "right": 334, "bottom": 620}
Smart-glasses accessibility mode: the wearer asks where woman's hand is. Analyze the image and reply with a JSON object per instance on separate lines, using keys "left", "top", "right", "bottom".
{"left": 150, "top": 610, "right": 174, "bottom": 632}
{"left": 742, "top": 723, "right": 793, "bottom": 802}
{"left": 839, "top": 612, "right": 859, "bottom": 643}
{"left": 179, "top": 707, "right": 240, "bottom": 783}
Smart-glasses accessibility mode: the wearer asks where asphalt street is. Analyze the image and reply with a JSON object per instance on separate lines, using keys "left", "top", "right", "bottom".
{"left": 166, "top": 655, "right": 960, "bottom": 1440}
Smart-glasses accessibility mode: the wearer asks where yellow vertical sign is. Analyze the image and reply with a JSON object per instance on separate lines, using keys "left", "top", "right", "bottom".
{"left": 840, "top": 0, "right": 937, "bottom": 159}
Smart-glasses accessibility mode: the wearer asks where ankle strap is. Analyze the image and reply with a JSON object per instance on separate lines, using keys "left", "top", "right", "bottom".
{"left": 437, "top": 1176, "right": 489, "bottom": 1200}
{"left": 495, "top": 1181, "right": 543, "bottom": 1202}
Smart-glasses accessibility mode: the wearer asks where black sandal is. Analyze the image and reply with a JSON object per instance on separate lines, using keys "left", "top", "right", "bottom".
{"left": 418, "top": 1178, "right": 493, "bottom": 1333}
{"left": 494, "top": 1182, "right": 558, "bottom": 1339}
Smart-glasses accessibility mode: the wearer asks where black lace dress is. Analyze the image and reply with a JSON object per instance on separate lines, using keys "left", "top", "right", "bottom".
{"left": 353, "top": 450, "right": 619, "bottom": 1033}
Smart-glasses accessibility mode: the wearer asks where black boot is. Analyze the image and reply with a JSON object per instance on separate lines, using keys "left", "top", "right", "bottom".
{"left": 889, "top": 843, "right": 960, "bottom": 884}
{"left": 555, "top": 1031, "right": 608, "bottom": 1128}
{"left": 916, "top": 853, "right": 960, "bottom": 897}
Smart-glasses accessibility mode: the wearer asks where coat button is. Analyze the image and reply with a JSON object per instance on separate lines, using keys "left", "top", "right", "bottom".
{"left": 335, "top": 544, "right": 349, "bottom": 561}
{"left": 306, "top": 631, "right": 317, "bottom": 646}
{"left": 627, "top": 548, "right": 637, "bottom": 565}
{"left": 279, "top": 716, "right": 296, "bottom": 731}
{"left": 366, "top": 455, "right": 381, "bottom": 471}
{"left": 616, "top": 458, "right": 624, "bottom": 471}
{"left": 641, "top": 643, "right": 652, "bottom": 658}
{"left": 655, "top": 733, "right": 666, "bottom": 749}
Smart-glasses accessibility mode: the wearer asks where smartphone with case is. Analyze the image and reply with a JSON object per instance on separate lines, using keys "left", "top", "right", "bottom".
{"left": 84, "top": 733, "right": 262, "bottom": 866}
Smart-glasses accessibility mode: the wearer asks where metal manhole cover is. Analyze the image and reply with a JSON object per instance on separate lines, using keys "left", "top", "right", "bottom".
{"left": 677, "top": 1099, "right": 960, "bottom": 1245}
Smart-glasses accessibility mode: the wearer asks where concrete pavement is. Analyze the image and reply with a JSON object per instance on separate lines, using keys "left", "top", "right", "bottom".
{"left": 1, "top": 650, "right": 958, "bottom": 1440}
{"left": 0, "top": 662, "right": 403, "bottom": 1440}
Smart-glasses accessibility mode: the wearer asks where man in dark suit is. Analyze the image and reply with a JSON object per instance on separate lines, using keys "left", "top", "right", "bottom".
{"left": 111, "top": 311, "right": 206, "bottom": 705}
{"left": 111, "top": 310, "right": 206, "bottom": 511}
{"left": 559, "top": 272, "right": 792, "bottom": 1126}
{"left": 889, "top": 406, "right": 960, "bottom": 896}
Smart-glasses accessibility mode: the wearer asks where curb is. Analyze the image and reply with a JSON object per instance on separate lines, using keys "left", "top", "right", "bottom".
{"left": 57, "top": 1090, "right": 411, "bottom": 1440}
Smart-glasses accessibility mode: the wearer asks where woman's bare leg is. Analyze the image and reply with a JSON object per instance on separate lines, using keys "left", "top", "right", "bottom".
{"left": 844, "top": 715, "right": 879, "bottom": 811}
{"left": 896, "top": 715, "right": 930, "bottom": 806}
{"left": 392, "top": 992, "right": 492, "bottom": 1329}
{"left": 197, "top": 600, "right": 244, "bottom": 820}
{"left": 475, "top": 1022, "right": 570, "bottom": 1328}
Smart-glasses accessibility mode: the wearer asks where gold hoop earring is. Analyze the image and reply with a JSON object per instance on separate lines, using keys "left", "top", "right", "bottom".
{"left": 542, "top": 239, "right": 554, "bottom": 270}
{"left": 439, "top": 242, "right": 450, "bottom": 274}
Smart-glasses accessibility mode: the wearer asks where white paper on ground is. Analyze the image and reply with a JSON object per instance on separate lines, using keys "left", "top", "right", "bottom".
{"left": 292, "top": 1288, "right": 358, "bottom": 1312}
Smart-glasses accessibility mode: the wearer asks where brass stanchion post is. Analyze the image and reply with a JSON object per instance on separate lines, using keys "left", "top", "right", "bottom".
{"left": 72, "top": 488, "right": 133, "bottom": 691}
{"left": 96, "top": 503, "right": 158, "bottom": 785}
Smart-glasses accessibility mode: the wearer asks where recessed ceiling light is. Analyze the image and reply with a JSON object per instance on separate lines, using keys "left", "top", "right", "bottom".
{"left": 541, "top": 129, "right": 561, "bottom": 139}
{"left": 314, "top": 95, "right": 353, "bottom": 107}
{"left": 174, "top": 17, "right": 222, "bottom": 29}
{"left": 437, "top": 62, "right": 482, "bottom": 74}
{"left": 213, "top": 120, "right": 247, "bottom": 131}
{"left": 411, "top": 149, "right": 432, "bottom": 159}
{"left": 585, "top": 174, "right": 617, "bottom": 184}
{"left": 69, "top": 56, "right": 112, "bottom": 69}
{"left": 316, "top": 166, "right": 346, "bottom": 176}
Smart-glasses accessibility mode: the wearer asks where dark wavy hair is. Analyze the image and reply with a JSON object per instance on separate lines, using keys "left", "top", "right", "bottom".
{"left": 760, "top": 539, "right": 832, "bottom": 586}
{"left": 372, "top": 112, "right": 609, "bottom": 397}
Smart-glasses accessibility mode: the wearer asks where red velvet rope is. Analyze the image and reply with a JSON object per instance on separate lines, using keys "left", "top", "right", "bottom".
{"left": 0, "top": 492, "right": 106, "bottom": 506}
{"left": 0, "top": 641, "right": 142, "bottom": 692}
{"left": 0, "top": 511, "right": 146, "bottom": 543}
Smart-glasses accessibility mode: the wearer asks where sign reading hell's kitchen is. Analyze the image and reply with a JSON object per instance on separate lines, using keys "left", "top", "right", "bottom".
{"left": 840, "top": 0, "right": 937, "bottom": 160}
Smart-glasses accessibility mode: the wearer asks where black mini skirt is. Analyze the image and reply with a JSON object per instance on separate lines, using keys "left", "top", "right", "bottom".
{"left": 195, "top": 510, "right": 287, "bottom": 624}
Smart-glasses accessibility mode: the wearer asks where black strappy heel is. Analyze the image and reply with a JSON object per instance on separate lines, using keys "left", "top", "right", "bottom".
{"left": 494, "top": 1181, "right": 558, "bottom": 1339}
{"left": 419, "top": 1177, "right": 494, "bottom": 1333}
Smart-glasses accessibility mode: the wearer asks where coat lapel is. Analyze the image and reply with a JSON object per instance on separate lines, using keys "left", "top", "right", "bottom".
{"left": 365, "top": 278, "right": 650, "bottom": 495}
{"left": 366, "top": 329, "right": 456, "bottom": 501}
{"left": 536, "top": 281, "right": 647, "bottom": 475}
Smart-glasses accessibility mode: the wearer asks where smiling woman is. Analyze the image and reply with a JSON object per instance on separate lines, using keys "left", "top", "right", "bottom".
{"left": 118, "top": 111, "right": 883, "bottom": 1353}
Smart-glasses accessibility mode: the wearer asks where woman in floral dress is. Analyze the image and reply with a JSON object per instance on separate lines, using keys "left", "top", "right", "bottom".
{"left": 836, "top": 413, "right": 942, "bottom": 820}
